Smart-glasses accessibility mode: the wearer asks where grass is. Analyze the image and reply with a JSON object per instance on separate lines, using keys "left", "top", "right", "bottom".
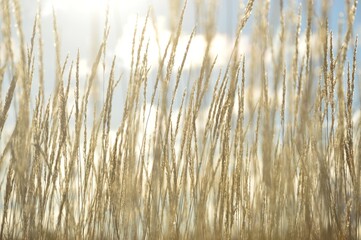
{"left": 0, "top": 0, "right": 360, "bottom": 239}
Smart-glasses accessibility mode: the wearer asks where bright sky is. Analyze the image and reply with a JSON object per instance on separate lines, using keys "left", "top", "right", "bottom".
{"left": 17, "top": 0, "right": 360, "bottom": 70}
{"left": 8, "top": 0, "right": 361, "bottom": 126}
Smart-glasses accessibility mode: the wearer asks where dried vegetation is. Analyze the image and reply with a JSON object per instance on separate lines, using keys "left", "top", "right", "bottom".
{"left": 0, "top": 0, "right": 360, "bottom": 239}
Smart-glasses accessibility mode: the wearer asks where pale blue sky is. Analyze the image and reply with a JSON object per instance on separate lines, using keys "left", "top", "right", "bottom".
{"left": 15, "top": 1, "right": 361, "bottom": 71}
{"left": 1, "top": 0, "right": 360, "bottom": 129}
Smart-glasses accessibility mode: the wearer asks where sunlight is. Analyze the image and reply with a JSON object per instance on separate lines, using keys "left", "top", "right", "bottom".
{"left": 43, "top": 0, "right": 109, "bottom": 15}
{"left": 41, "top": 0, "right": 153, "bottom": 17}
{"left": 1, "top": 0, "right": 360, "bottom": 239}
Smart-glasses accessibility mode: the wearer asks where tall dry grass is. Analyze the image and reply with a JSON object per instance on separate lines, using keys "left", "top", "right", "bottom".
{"left": 0, "top": 0, "right": 360, "bottom": 239}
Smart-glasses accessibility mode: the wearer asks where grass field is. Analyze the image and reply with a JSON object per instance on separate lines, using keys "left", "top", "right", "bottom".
{"left": 0, "top": 0, "right": 360, "bottom": 239}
